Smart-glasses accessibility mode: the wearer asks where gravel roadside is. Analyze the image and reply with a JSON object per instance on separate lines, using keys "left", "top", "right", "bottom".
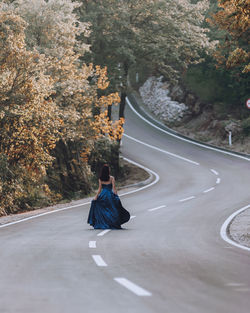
{"left": 229, "top": 207, "right": 250, "bottom": 249}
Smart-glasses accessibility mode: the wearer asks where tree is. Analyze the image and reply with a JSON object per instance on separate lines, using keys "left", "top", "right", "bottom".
{"left": 0, "top": 11, "right": 60, "bottom": 175}
{"left": 0, "top": 2, "right": 124, "bottom": 214}
{"left": 78, "top": 0, "right": 216, "bottom": 117}
{"left": 5, "top": 0, "right": 123, "bottom": 143}
{"left": 7, "top": 0, "right": 123, "bottom": 163}
{"left": 0, "top": 11, "right": 61, "bottom": 213}
{"left": 208, "top": 0, "right": 250, "bottom": 74}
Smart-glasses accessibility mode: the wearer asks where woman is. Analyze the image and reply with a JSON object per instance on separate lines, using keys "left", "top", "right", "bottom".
{"left": 87, "top": 164, "right": 130, "bottom": 229}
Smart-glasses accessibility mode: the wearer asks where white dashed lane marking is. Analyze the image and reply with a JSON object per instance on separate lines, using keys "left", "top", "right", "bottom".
{"left": 92, "top": 255, "right": 107, "bottom": 267}
{"left": 226, "top": 283, "right": 245, "bottom": 287}
{"left": 179, "top": 196, "right": 195, "bottom": 202}
{"left": 203, "top": 187, "right": 215, "bottom": 193}
{"left": 114, "top": 278, "right": 152, "bottom": 296}
{"left": 148, "top": 205, "right": 166, "bottom": 212}
{"left": 225, "top": 283, "right": 250, "bottom": 292}
{"left": 97, "top": 229, "right": 111, "bottom": 237}
{"left": 216, "top": 178, "right": 221, "bottom": 184}
{"left": 89, "top": 241, "right": 96, "bottom": 248}
{"left": 210, "top": 169, "right": 219, "bottom": 175}
{"left": 235, "top": 288, "right": 250, "bottom": 292}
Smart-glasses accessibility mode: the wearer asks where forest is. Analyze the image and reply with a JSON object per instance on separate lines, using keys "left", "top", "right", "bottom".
{"left": 0, "top": 0, "right": 249, "bottom": 216}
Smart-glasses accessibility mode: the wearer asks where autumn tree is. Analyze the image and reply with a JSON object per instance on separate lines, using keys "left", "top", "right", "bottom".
{"left": 6, "top": 0, "right": 123, "bottom": 139}
{"left": 208, "top": 0, "right": 250, "bottom": 74}
{"left": 0, "top": 1, "right": 124, "bottom": 214}
{"left": 78, "top": 0, "right": 216, "bottom": 117}
{"left": 11, "top": 0, "right": 123, "bottom": 190}
{"left": 0, "top": 11, "right": 61, "bottom": 214}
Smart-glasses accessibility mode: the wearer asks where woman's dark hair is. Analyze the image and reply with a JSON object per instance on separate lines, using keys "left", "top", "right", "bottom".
{"left": 99, "top": 164, "right": 110, "bottom": 181}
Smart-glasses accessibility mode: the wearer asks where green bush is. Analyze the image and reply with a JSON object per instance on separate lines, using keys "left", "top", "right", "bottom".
{"left": 183, "top": 56, "right": 249, "bottom": 118}
{"left": 46, "top": 139, "right": 93, "bottom": 199}
{"left": 0, "top": 153, "right": 51, "bottom": 216}
{"left": 241, "top": 117, "right": 250, "bottom": 135}
{"left": 88, "top": 137, "right": 120, "bottom": 180}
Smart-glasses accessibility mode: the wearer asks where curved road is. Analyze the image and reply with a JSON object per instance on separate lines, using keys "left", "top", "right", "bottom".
{"left": 0, "top": 100, "right": 250, "bottom": 313}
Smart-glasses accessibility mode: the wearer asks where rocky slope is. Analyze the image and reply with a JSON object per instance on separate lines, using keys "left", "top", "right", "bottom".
{"left": 139, "top": 77, "right": 250, "bottom": 155}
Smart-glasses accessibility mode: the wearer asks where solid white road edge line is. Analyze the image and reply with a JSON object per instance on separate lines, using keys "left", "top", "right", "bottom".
{"left": 0, "top": 202, "right": 90, "bottom": 229}
{"left": 89, "top": 241, "right": 96, "bottom": 248}
{"left": 179, "top": 196, "right": 195, "bottom": 202}
{"left": 97, "top": 229, "right": 111, "bottom": 237}
{"left": 114, "top": 278, "right": 152, "bottom": 296}
{"left": 220, "top": 204, "right": 250, "bottom": 252}
{"left": 203, "top": 187, "right": 215, "bottom": 193}
{"left": 0, "top": 158, "right": 160, "bottom": 229}
{"left": 92, "top": 255, "right": 107, "bottom": 267}
{"left": 123, "top": 133, "right": 200, "bottom": 166}
{"left": 120, "top": 157, "right": 160, "bottom": 197}
{"left": 148, "top": 205, "right": 166, "bottom": 212}
{"left": 126, "top": 97, "right": 250, "bottom": 162}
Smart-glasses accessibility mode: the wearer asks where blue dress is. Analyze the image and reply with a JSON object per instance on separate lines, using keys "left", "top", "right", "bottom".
{"left": 87, "top": 183, "right": 130, "bottom": 229}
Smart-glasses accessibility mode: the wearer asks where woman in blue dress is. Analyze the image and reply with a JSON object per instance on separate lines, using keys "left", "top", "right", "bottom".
{"left": 87, "top": 164, "right": 130, "bottom": 229}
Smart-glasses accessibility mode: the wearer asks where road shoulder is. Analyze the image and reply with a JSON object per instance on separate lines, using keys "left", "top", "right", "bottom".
{"left": 0, "top": 158, "right": 152, "bottom": 227}
{"left": 229, "top": 207, "right": 250, "bottom": 249}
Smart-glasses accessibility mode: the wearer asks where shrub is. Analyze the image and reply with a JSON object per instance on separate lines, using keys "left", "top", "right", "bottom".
{"left": 46, "top": 139, "right": 93, "bottom": 199}
{"left": 183, "top": 57, "right": 249, "bottom": 116}
{"left": 241, "top": 117, "right": 250, "bottom": 135}
{"left": 0, "top": 154, "right": 51, "bottom": 216}
{"left": 88, "top": 137, "right": 120, "bottom": 180}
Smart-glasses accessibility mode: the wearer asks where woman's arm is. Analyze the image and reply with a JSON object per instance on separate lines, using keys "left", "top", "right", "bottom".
{"left": 111, "top": 176, "right": 117, "bottom": 195}
{"left": 94, "top": 179, "right": 102, "bottom": 200}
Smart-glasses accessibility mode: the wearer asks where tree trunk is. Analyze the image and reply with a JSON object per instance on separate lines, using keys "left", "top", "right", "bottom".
{"left": 47, "top": 139, "right": 92, "bottom": 197}
{"left": 119, "top": 91, "right": 126, "bottom": 119}
{"left": 108, "top": 104, "right": 112, "bottom": 120}
{"left": 119, "top": 61, "right": 129, "bottom": 119}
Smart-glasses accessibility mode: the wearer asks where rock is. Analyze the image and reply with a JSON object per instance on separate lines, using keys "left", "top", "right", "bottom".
{"left": 139, "top": 76, "right": 189, "bottom": 123}
{"left": 185, "top": 93, "right": 197, "bottom": 107}
{"left": 170, "top": 85, "right": 186, "bottom": 102}
{"left": 209, "top": 120, "right": 226, "bottom": 137}
{"left": 224, "top": 120, "right": 242, "bottom": 134}
{"left": 193, "top": 100, "right": 202, "bottom": 115}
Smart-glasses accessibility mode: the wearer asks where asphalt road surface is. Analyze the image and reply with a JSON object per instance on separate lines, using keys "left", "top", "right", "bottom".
{"left": 0, "top": 99, "right": 250, "bottom": 313}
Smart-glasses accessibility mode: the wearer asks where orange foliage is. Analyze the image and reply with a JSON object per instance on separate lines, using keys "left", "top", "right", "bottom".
{"left": 208, "top": 0, "right": 250, "bottom": 73}
{"left": 0, "top": 12, "right": 60, "bottom": 177}
{"left": 0, "top": 11, "right": 123, "bottom": 213}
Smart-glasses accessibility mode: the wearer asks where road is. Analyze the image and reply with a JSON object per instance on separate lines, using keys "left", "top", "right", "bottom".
{"left": 0, "top": 99, "right": 250, "bottom": 313}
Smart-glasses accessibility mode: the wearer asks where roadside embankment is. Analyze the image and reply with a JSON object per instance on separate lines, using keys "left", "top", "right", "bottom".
{"left": 128, "top": 87, "right": 250, "bottom": 251}
{"left": 137, "top": 76, "right": 250, "bottom": 155}
{"left": 0, "top": 158, "right": 151, "bottom": 227}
